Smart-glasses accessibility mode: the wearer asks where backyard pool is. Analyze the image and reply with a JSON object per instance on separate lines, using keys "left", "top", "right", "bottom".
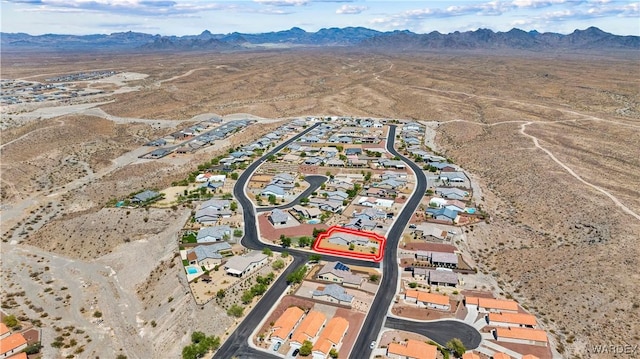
{"left": 307, "top": 219, "right": 321, "bottom": 224}
{"left": 186, "top": 266, "right": 198, "bottom": 275}
{"left": 465, "top": 208, "right": 476, "bottom": 214}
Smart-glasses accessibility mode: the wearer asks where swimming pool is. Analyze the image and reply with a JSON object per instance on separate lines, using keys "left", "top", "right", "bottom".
{"left": 465, "top": 208, "right": 476, "bottom": 214}
{"left": 186, "top": 266, "right": 198, "bottom": 275}
{"left": 307, "top": 219, "right": 321, "bottom": 224}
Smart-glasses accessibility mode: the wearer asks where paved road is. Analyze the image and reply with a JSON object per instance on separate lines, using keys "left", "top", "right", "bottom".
{"left": 349, "top": 125, "right": 428, "bottom": 358}
{"left": 256, "top": 175, "right": 327, "bottom": 213}
{"left": 215, "top": 123, "right": 376, "bottom": 359}
{"left": 385, "top": 317, "right": 482, "bottom": 349}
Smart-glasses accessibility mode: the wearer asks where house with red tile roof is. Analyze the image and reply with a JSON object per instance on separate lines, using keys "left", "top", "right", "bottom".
{"left": 387, "top": 339, "right": 438, "bottom": 359}
{"left": 487, "top": 312, "right": 538, "bottom": 328}
{"left": 492, "top": 353, "right": 512, "bottom": 359}
{"left": 465, "top": 296, "right": 519, "bottom": 313}
{"left": 312, "top": 317, "right": 349, "bottom": 359}
{"left": 0, "top": 332, "right": 27, "bottom": 359}
{"left": 290, "top": 311, "right": 326, "bottom": 349}
{"left": 493, "top": 327, "right": 548, "bottom": 347}
{"left": 405, "top": 290, "right": 451, "bottom": 310}
{"left": 271, "top": 307, "right": 305, "bottom": 345}
{"left": 0, "top": 324, "right": 9, "bottom": 340}
{"left": 462, "top": 352, "right": 481, "bottom": 359}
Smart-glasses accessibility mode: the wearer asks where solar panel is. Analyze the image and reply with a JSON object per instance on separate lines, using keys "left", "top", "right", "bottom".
{"left": 334, "top": 262, "right": 350, "bottom": 271}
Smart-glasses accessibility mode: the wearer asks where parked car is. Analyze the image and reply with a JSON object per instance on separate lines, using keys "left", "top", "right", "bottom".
{"left": 292, "top": 348, "right": 299, "bottom": 356}
{"left": 274, "top": 342, "right": 281, "bottom": 351}
{"left": 370, "top": 341, "right": 377, "bottom": 349}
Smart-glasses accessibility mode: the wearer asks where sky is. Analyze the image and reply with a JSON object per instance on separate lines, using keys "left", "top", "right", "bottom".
{"left": 1, "top": 0, "right": 639, "bottom": 36}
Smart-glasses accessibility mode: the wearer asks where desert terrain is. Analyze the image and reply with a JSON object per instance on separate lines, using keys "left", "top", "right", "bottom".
{"left": 1, "top": 49, "right": 638, "bottom": 358}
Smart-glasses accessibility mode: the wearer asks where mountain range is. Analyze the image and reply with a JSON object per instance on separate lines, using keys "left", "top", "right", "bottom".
{"left": 2, "top": 26, "right": 638, "bottom": 52}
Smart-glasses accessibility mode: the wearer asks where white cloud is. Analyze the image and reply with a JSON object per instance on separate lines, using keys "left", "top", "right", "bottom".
{"left": 336, "top": 4, "right": 366, "bottom": 14}
{"left": 253, "top": 0, "right": 308, "bottom": 6}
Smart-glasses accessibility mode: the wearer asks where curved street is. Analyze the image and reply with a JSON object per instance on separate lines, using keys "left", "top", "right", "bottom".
{"left": 385, "top": 317, "right": 482, "bottom": 349}
{"left": 256, "top": 174, "right": 327, "bottom": 212}
{"left": 214, "top": 123, "right": 479, "bottom": 359}
{"left": 348, "top": 125, "right": 429, "bottom": 357}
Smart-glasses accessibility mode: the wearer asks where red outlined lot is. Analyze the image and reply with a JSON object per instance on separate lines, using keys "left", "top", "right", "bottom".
{"left": 312, "top": 226, "right": 386, "bottom": 262}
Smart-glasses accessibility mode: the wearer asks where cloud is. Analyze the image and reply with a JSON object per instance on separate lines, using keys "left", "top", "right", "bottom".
{"left": 6, "top": 0, "right": 235, "bottom": 16}
{"left": 253, "top": 0, "right": 308, "bottom": 6}
{"left": 335, "top": 4, "right": 366, "bottom": 14}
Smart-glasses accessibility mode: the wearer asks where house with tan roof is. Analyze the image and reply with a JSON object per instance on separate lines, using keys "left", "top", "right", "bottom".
{"left": 462, "top": 352, "right": 481, "bottom": 359}
{"left": 487, "top": 312, "right": 538, "bottom": 328}
{"left": 492, "top": 353, "right": 512, "bottom": 359}
{"left": 224, "top": 251, "right": 268, "bottom": 277}
{"left": 312, "top": 317, "right": 349, "bottom": 359}
{"left": 0, "top": 324, "right": 9, "bottom": 340}
{"left": 465, "top": 297, "right": 519, "bottom": 313}
{"left": 405, "top": 290, "right": 450, "bottom": 310}
{"left": 387, "top": 339, "right": 438, "bottom": 359}
{"left": 493, "top": 327, "right": 548, "bottom": 347}
{"left": 317, "top": 261, "right": 363, "bottom": 288}
{"left": 0, "top": 333, "right": 27, "bottom": 359}
{"left": 271, "top": 307, "right": 305, "bottom": 345}
{"left": 290, "top": 311, "right": 327, "bottom": 349}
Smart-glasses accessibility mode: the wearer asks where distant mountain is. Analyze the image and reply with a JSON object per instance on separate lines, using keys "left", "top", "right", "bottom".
{"left": 1, "top": 26, "right": 637, "bottom": 52}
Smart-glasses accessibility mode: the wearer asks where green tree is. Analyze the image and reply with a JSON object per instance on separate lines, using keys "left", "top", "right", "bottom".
{"left": 369, "top": 274, "right": 380, "bottom": 282}
{"left": 446, "top": 338, "right": 466, "bottom": 358}
{"left": 408, "top": 282, "right": 418, "bottom": 288}
{"left": 300, "top": 197, "right": 310, "bottom": 204}
{"left": 348, "top": 243, "right": 355, "bottom": 251}
{"left": 280, "top": 236, "right": 292, "bottom": 248}
{"left": 191, "top": 331, "right": 206, "bottom": 344}
{"left": 2, "top": 315, "right": 18, "bottom": 328}
{"left": 312, "top": 228, "right": 326, "bottom": 238}
{"left": 263, "top": 247, "right": 273, "bottom": 257}
{"left": 241, "top": 291, "right": 254, "bottom": 304}
{"left": 216, "top": 289, "right": 225, "bottom": 299}
{"left": 329, "top": 348, "right": 339, "bottom": 358}
{"left": 286, "top": 265, "right": 308, "bottom": 284}
{"left": 230, "top": 201, "right": 238, "bottom": 211}
{"left": 233, "top": 229, "right": 243, "bottom": 237}
{"left": 268, "top": 194, "right": 277, "bottom": 205}
{"left": 299, "top": 340, "right": 313, "bottom": 356}
{"left": 298, "top": 236, "right": 312, "bottom": 248}
{"left": 230, "top": 172, "right": 239, "bottom": 180}
{"left": 223, "top": 193, "right": 233, "bottom": 200}
{"left": 227, "top": 304, "right": 244, "bottom": 318}
{"left": 281, "top": 251, "right": 289, "bottom": 258}
{"left": 272, "top": 259, "right": 285, "bottom": 270}
{"left": 309, "top": 254, "right": 322, "bottom": 263}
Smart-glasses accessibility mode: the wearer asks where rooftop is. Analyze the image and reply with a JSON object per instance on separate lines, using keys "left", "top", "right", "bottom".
{"left": 272, "top": 306, "right": 305, "bottom": 340}
{"left": 489, "top": 312, "right": 538, "bottom": 327}
{"left": 312, "top": 284, "right": 354, "bottom": 303}
{"left": 290, "top": 311, "right": 326, "bottom": 344}
{"left": 387, "top": 339, "right": 438, "bottom": 359}
{"left": 495, "top": 327, "right": 548, "bottom": 342}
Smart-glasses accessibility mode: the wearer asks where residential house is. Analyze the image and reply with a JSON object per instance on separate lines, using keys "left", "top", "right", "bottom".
{"left": 291, "top": 205, "right": 322, "bottom": 219}
{"left": 405, "top": 290, "right": 450, "bottom": 310}
{"left": 224, "top": 251, "right": 268, "bottom": 277}
{"left": 366, "top": 188, "right": 387, "bottom": 197}
{"left": 344, "top": 148, "right": 362, "bottom": 156}
{"left": 427, "top": 269, "right": 459, "bottom": 287}
{"left": 326, "top": 159, "right": 345, "bottom": 167}
{"left": 131, "top": 190, "right": 161, "bottom": 204}
{"left": 312, "top": 284, "right": 354, "bottom": 306}
{"left": 196, "top": 226, "right": 232, "bottom": 243}
{"left": 379, "top": 159, "right": 406, "bottom": 169}
{"left": 271, "top": 307, "right": 305, "bottom": 345}
{"left": 377, "top": 178, "right": 405, "bottom": 190}
{"left": 317, "top": 262, "right": 363, "bottom": 287}
{"left": 343, "top": 218, "right": 377, "bottom": 231}
{"left": 462, "top": 353, "right": 481, "bottom": 359}
{"left": 187, "top": 242, "right": 232, "bottom": 270}
{"left": 430, "top": 252, "right": 459, "bottom": 269}
{"left": 439, "top": 171, "right": 467, "bottom": 183}
{"left": 0, "top": 333, "right": 27, "bottom": 359}
{"left": 354, "top": 208, "right": 387, "bottom": 221}
{"left": 492, "top": 353, "right": 512, "bottom": 359}
{"left": 430, "top": 162, "right": 457, "bottom": 172}
{"left": 435, "top": 187, "right": 469, "bottom": 200}
{"left": 194, "top": 207, "right": 232, "bottom": 223}
{"left": 492, "top": 327, "right": 548, "bottom": 347}
{"left": 200, "top": 199, "right": 230, "bottom": 211}
{"left": 269, "top": 209, "right": 290, "bottom": 225}
{"left": 0, "top": 324, "right": 8, "bottom": 340}
{"left": 312, "top": 317, "right": 349, "bottom": 359}
{"left": 290, "top": 311, "right": 327, "bottom": 349}
{"left": 426, "top": 207, "right": 458, "bottom": 223}
{"left": 304, "top": 157, "right": 323, "bottom": 165}
{"left": 308, "top": 199, "right": 342, "bottom": 213}
{"left": 148, "top": 148, "right": 172, "bottom": 158}
{"left": 328, "top": 233, "right": 376, "bottom": 248}
{"left": 445, "top": 200, "right": 467, "bottom": 213}
{"left": 387, "top": 339, "right": 438, "bottom": 359}
{"left": 465, "top": 297, "right": 519, "bottom": 314}
{"left": 487, "top": 313, "right": 538, "bottom": 329}
{"left": 261, "top": 184, "right": 286, "bottom": 198}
